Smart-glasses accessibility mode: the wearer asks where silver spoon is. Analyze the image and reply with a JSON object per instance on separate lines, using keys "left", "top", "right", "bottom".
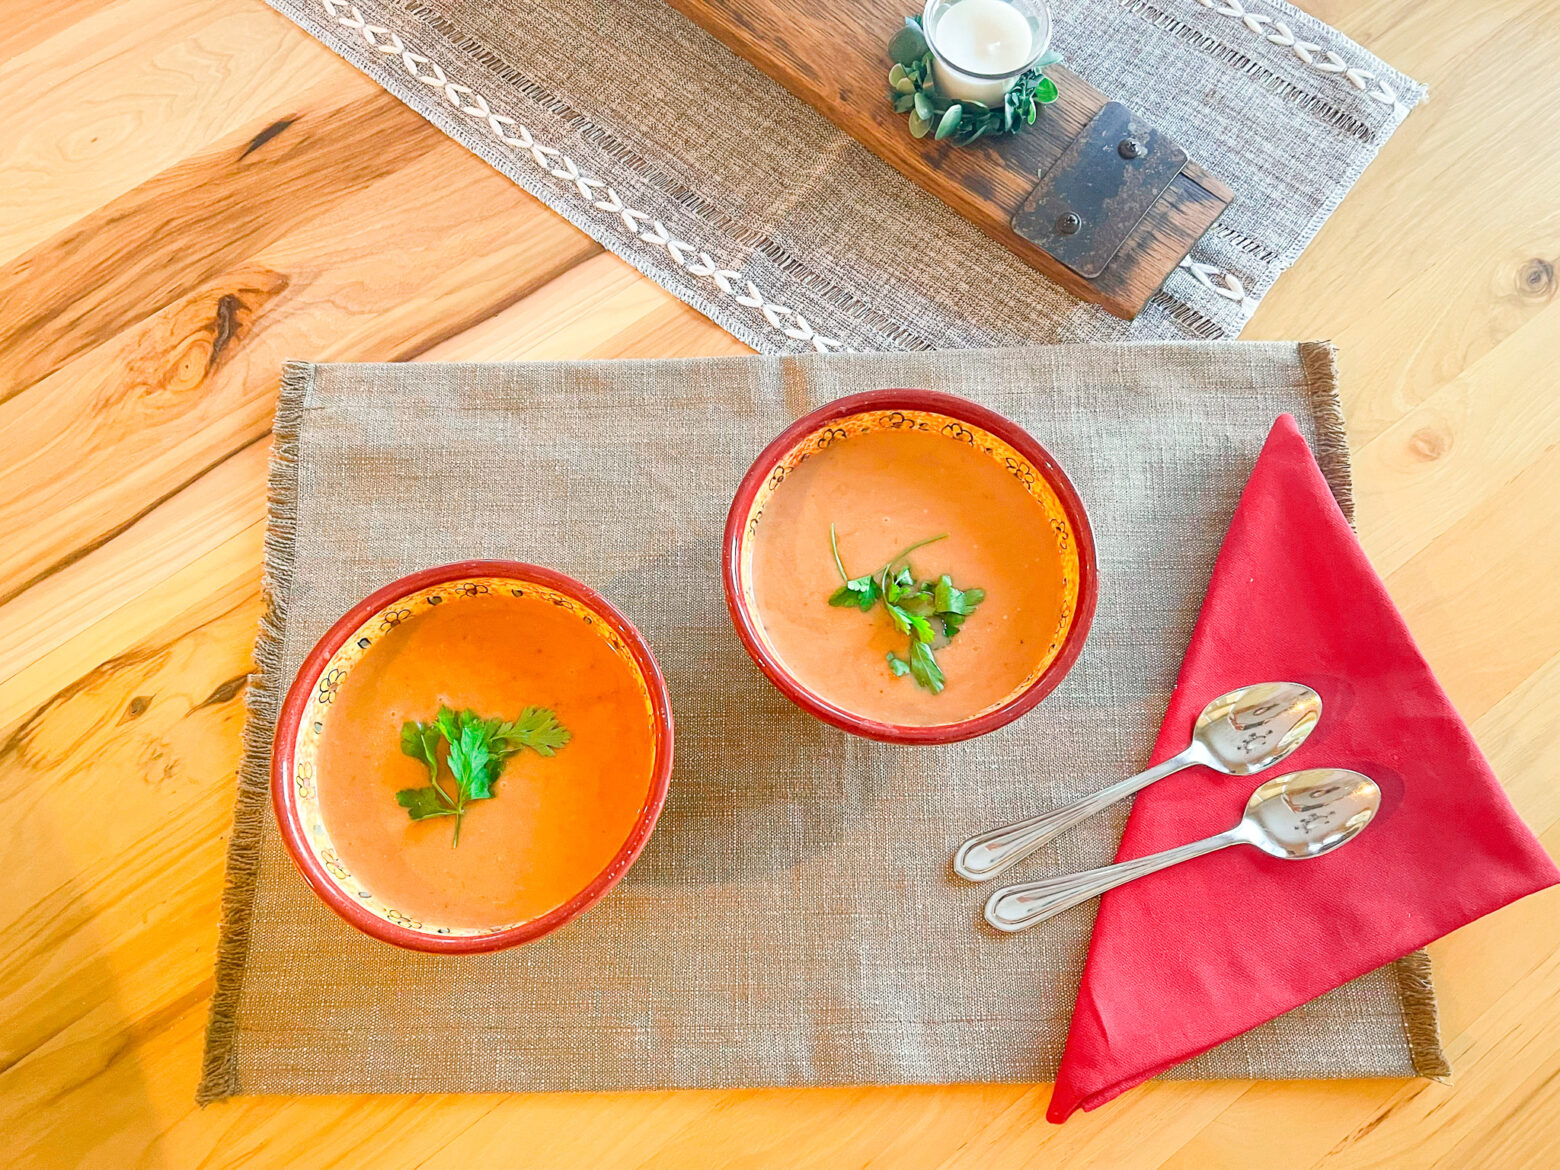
{"left": 984, "top": 767, "right": 1380, "bottom": 932}
{"left": 953, "top": 681, "right": 1322, "bottom": 882}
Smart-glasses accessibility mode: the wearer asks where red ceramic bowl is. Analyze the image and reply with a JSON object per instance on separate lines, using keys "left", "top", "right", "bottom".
{"left": 723, "top": 390, "right": 1097, "bottom": 745}
{"left": 272, "top": 560, "right": 674, "bottom": 954}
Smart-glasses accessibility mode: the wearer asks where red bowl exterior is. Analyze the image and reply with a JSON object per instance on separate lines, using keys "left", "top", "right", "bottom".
{"left": 271, "top": 560, "right": 674, "bottom": 954}
{"left": 722, "top": 390, "right": 1097, "bottom": 745}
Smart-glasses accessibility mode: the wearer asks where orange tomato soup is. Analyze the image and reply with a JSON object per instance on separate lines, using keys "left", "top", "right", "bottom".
{"left": 314, "top": 592, "right": 655, "bottom": 930}
{"left": 748, "top": 423, "right": 1075, "bottom": 727}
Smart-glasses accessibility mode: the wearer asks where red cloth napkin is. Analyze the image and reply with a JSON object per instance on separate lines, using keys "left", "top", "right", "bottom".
{"left": 1047, "top": 414, "right": 1559, "bottom": 1122}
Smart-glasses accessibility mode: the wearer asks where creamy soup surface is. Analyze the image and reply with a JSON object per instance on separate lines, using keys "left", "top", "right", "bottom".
{"left": 749, "top": 426, "right": 1071, "bottom": 727}
{"left": 314, "top": 592, "right": 655, "bottom": 930}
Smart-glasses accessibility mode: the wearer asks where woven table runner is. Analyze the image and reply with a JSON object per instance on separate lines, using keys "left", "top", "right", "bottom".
{"left": 200, "top": 343, "right": 1445, "bottom": 1099}
{"left": 260, "top": 0, "right": 1423, "bottom": 353}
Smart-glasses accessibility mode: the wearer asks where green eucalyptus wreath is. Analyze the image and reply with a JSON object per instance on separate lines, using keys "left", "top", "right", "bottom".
{"left": 888, "top": 15, "right": 1061, "bottom": 144}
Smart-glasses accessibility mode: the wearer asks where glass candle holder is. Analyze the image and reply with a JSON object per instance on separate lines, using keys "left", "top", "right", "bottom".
{"left": 922, "top": 0, "right": 1052, "bottom": 107}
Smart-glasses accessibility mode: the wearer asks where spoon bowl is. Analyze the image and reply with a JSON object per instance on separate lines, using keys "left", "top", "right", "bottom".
{"left": 1192, "top": 681, "right": 1322, "bottom": 776}
{"left": 1240, "top": 768, "right": 1380, "bottom": 859}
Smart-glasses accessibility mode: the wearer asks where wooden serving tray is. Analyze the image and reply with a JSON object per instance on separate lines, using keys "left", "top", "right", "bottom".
{"left": 665, "top": 0, "right": 1233, "bottom": 318}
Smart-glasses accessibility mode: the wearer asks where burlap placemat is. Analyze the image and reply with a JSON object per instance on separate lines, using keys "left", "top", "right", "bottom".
{"left": 260, "top": 0, "right": 1423, "bottom": 352}
{"left": 199, "top": 343, "right": 1446, "bottom": 1100}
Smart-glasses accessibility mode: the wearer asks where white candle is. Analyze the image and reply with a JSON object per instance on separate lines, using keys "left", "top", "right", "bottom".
{"left": 930, "top": 0, "right": 1034, "bottom": 107}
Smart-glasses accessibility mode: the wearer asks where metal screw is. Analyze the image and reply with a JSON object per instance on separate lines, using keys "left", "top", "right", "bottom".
{"left": 1055, "top": 212, "right": 1081, "bottom": 236}
{"left": 1118, "top": 138, "right": 1145, "bottom": 159}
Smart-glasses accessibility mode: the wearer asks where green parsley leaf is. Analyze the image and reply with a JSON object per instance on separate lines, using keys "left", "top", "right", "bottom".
{"left": 904, "top": 609, "right": 937, "bottom": 644}
{"left": 395, "top": 786, "right": 456, "bottom": 820}
{"left": 828, "top": 576, "right": 879, "bottom": 611}
{"left": 447, "top": 722, "right": 496, "bottom": 801}
{"left": 933, "top": 574, "right": 976, "bottom": 615}
{"left": 884, "top": 565, "right": 915, "bottom": 603}
{"left": 491, "top": 706, "right": 573, "bottom": 758}
{"left": 826, "top": 528, "right": 982, "bottom": 694}
{"left": 396, "top": 704, "right": 570, "bottom": 845}
{"left": 399, "top": 720, "right": 439, "bottom": 767}
{"left": 909, "top": 639, "right": 946, "bottom": 694}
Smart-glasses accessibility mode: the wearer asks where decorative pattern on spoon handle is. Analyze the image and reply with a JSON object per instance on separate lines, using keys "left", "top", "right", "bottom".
{"left": 983, "top": 830, "right": 1242, "bottom": 932}
{"left": 953, "top": 748, "right": 1200, "bottom": 882}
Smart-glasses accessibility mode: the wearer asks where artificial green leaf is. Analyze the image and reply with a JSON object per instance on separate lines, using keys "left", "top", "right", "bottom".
{"left": 1036, "top": 48, "right": 1064, "bottom": 68}
{"left": 908, "top": 112, "right": 931, "bottom": 138}
{"left": 396, "top": 786, "right": 455, "bottom": 820}
{"left": 893, "top": 93, "right": 916, "bottom": 113}
{"left": 913, "top": 90, "right": 934, "bottom": 121}
{"left": 888, "top": 24, "right": 929, "bottom": 66}
{"left": 935, "top": 104, "right": 963, "bottom": 141}
{"left": 1034, "top": 75, "right": 1059, "bottom": 104}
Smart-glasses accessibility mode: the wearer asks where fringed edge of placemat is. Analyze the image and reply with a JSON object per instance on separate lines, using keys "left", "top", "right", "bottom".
{"left": 1298, "top": 339, "right": 1451, "bottom": 1084}
{"left": 1299, "top": 340, "right": 1355, "bottom": 525}
{"left": 196, "top": 361, "right": 313, "bottom": 1105}
{"left": 1393, "top": 950, "right": 1453, "bottom": 1081}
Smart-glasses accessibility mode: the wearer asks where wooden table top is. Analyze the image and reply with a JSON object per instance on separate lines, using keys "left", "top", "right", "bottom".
{"left": 1, "top": 0, "right": 1556, "bottom": 1167}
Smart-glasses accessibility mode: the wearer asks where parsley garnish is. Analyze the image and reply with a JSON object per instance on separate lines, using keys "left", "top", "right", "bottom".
{"left": 395, "top": 704, "right": 571, "bottom": 845}
{"left": 827, "top": 525, "right": 985, "bottom": 694}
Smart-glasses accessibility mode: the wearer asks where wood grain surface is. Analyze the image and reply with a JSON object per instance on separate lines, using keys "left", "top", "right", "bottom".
{"left": 1, "top": 0, "right": 1557, "bottom": 1167}
{"left": 663, "top": 0, "right": 1232, "bottom": 317}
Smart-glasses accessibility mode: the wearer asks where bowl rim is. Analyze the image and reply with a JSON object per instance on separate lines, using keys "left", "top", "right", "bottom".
{"left": 722, "top": 388, "right": 1097, "bottom": 745}
{"left": 271, "top": 558, "right": 675, "bottom": 954}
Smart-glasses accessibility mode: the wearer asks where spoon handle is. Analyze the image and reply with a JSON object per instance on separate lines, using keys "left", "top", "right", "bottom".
{"left": 984, "top": 831, "right": 1241, "bottom": 932}
{"left": 953, "top": 748, "right": 1199, "bottom": 882}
